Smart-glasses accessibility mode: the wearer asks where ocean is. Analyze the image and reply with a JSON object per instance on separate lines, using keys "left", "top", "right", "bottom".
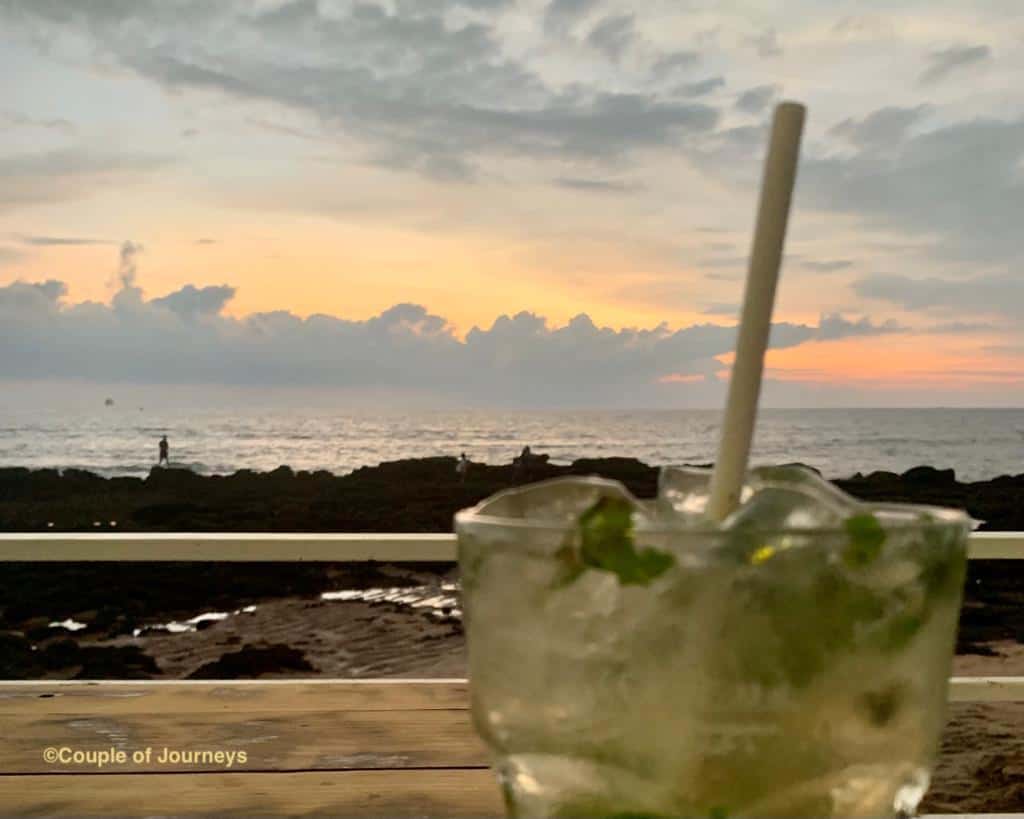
{"left": 2, "top": 405, "right": 1023, "bottom": 482}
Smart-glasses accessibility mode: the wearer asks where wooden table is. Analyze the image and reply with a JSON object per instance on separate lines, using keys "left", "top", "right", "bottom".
{"left": 0, "top": 679, "right": 1018, "bottom": 817}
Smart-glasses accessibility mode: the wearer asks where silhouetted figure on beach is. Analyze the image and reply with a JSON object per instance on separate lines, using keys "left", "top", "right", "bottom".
{"left": 158, "top": 436, "right": 169, "bottom": 467}
{"left": 457, "top": 452, "right": 470, "bottom": 483}
{"left": 513, "top": 445, "right": 549, "bottom": 479}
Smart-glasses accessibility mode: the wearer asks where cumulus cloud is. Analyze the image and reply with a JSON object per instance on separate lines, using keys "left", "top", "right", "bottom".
{"left": 919, "top": 44, "right": 991, "bottom": 85}
{"left": 816, "top": 313, "right": 905, "bottom": 339}
{"left": 151, "top": 284, "right": 236, "bottom": 320}
{"left": 0, "top": 266, "right": 902, "bottom": 405}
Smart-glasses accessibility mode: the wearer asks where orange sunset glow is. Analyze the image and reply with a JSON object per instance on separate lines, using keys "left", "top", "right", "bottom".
{"left": 2, "top": 0, "right": 1022, "bottom": 406}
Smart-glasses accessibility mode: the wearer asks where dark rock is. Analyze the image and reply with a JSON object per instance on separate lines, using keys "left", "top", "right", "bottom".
{"left": 40, "top": 637, "right": 80, "bottom": 669}
{"left": 864, "top": 470, "right": 900, "bottom": 483}
{"left": 187, "top": 643, "right": 314, "bottom": 679}
{"left": 902, "top": 465, "right": 957, "bottom": 485}
{"left": 0, "top": 631, "right": 42, "bottom": 678}
{"left": 132, "top": 502, "right": 207, "bottom": 526}
{"left": 74, "top": 646, "right": 159, "bottom": 679}
{"left": 1, "top": 457, "right": 1023, "bottom": 666}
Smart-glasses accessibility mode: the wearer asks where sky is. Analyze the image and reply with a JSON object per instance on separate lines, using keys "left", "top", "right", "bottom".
{"left": 2, "top": 0, "right": 1024, "bottom": 408}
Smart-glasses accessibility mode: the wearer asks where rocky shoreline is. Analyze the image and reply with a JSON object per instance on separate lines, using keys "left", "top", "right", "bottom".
{"left": 1, "top": 457, "right": 1022, "bottom": 811}
{"left": 2, "top": 457, "right": 1023, "bottom": 669}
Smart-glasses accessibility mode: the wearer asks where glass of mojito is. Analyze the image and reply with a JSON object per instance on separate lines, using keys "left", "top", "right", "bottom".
{"left": 455, "top": 465, "right": 970, "bottom": 818}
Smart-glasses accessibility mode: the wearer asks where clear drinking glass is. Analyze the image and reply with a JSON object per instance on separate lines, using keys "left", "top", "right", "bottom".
{"left": 455, "top": 476, "right": 970, "bottom": 818}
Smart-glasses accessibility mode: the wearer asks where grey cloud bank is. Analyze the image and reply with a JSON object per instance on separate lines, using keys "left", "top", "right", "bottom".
{"left": 0, "top": 273, "right": 898, "bottom": 407}
{"left": 0, "top": 0, "right": 719, "bottom": 182}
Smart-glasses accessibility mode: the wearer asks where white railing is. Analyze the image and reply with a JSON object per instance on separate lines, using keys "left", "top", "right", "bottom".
{"left": 0, "top": 530, "right": 1022, "bottom": 561}
{"left": 0, "top": 531, "right": 1021, "bottom": 705}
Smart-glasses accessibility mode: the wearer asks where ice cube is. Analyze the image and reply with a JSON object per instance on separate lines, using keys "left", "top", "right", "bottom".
{"left": 467, "top": 475, "right": 639, "bottom": 524}
{"left": 658, "top": 465, "right": 754, "bottom": 523}
{"left": 724, "top": 486, "right": 847, "bottom": 532}
{"left": 724, "top": 465, "right": 860, "bottom": 532}
{"left": 747, "top": 464, "right": 861, "bottom": 514}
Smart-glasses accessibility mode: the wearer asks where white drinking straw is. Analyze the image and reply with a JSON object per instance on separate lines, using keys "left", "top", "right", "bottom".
{"left": 706, "top": 101, "right": 806, "bottom": 522}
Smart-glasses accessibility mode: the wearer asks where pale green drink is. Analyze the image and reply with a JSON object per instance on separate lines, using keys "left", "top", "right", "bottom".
{"left": 455, "top": 466, "right": 970, "bottom": 818}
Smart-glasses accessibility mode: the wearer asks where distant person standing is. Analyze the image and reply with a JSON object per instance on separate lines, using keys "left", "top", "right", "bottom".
{"left": 456, "top": 452, "right": 470, "bottom": 483}
{"left": 158, "top": 435, "right": 169, "bottom": 467}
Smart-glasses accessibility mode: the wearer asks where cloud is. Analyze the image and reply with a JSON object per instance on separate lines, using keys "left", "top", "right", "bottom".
{"left": 650, "top": 51, "right": 701, "bottom": 80}
{"left": 1, "top": 111, "right": 75, "bottom": 133}
{"left": 673, "top": 77, "right": 724, "bottom": 98}
{"left": 544, "top": 0, "right": 600, "bottom": 36}
{"left": 0, "top": 1, "right": 719, "bottom": 181}
{"left": 853, "top": 272, "right": 1024, "bottom": 317}
{"left": 17, "top": 235, "right": 115, "bottom": 246}
{"left": 831, "top": 16, "right": 893, "bottom": 39}
{"left": 919, "top": 44, "right": 991, "bottom": 85}
{"left": 586, "top": 14, "right": 635, "bottom": 61}
{"left": 815, "top": 313, "right": 905, "bottom": 339}
{"left": 0, "top": 256, "right": 902, "bottom": 405}
{"left": 195, "top": 238, "right": 217, "bottom": 245}
{"left": 923, "top": 321, "right": 997, "bottom": 334}
{"left": 747, "top": 29, "right": 782, "bottom": 58}
{"left": 801, "top": 115, "right": 1024, "bottom": 266}
{"left": 735, "top": 84, "right": 777, "bottom": 115}
{"left": 701, "top": 303, "right": 738, "bottom": 316}
{"left": 799, "top": 259, "right": 853, "bottom": 273}
{"left": 829, "top": 105, "right": 930, "bottom": 150}
{"left": 0, "top": 150, "right": 171, "bottom": 210}
{"left": 151, "top": 284, "right": 236, "bottom": 319}
{"left": 551, "top": 176, "right": 638, "bottom": 193}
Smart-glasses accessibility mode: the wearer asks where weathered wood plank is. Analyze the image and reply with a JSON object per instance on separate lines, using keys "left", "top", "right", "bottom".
{"left": 0, "top": 680, "right": 471, "bottom": 715}
{"left": 0, "top": 531, "right": 1019, "bottom": 561}
{"left": 0, "top": 770, "right": 1016, "bottom": 818}
{"left": 2, "top": 709, "right": 487, "bottom": 774}
{"left": 2, "top": 676, "right": 1020, "bottom": 719}
{"left": 0, "top": 768, "right": 506, "bottom": 817}
{"left": 2, "top": 678, "right": 1022, "bottom": 777}
{"left": 0, "top": 681, "right": 485, "bottom": 775}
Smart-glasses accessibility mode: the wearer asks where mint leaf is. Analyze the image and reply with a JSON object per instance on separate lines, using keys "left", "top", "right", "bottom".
{"left": 843, "top": 513, "right": 886, "bottom": 567}
{"left": 578, "top": 497, "right": 674, "bottom": 586}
